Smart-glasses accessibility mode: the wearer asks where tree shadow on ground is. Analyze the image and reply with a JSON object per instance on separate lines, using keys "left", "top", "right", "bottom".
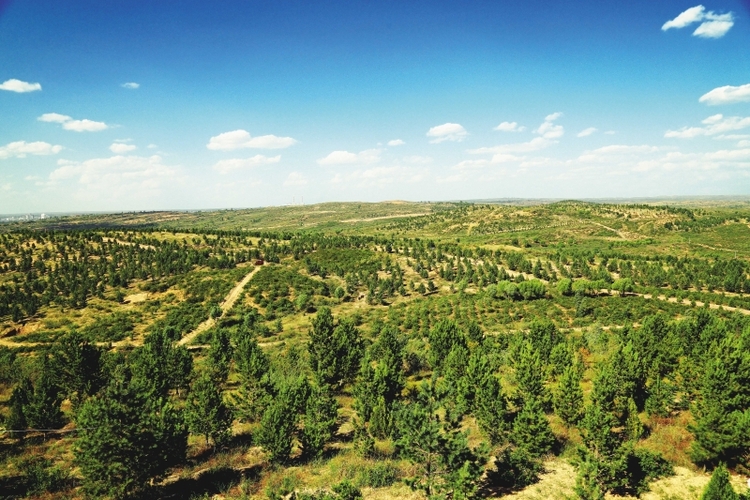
{"left": 145, "top": 464, "right": 261, "bottom": 499}
{"left": 0, "top": 475, "right": 27, "bottom": 500}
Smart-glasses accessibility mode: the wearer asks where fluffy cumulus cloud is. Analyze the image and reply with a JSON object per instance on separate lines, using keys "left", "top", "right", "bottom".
{"left": 662, "top": 5, "right": 735, "bottom": 38}
{"left": 38, "top": 113, "right": 108, "bottom": 132}
{"left": 469, "top": 137, "right": 554, "bottom": 156}
{"left": 48, "top": 155, "right": 179, "bottom": 201}
{"left": 121, "top": 82, "right": 140, "bottom": 89}
{"left": 206, "top": 130, "right": 297, "bottom": 150}
{"left": 536, "top": 113, "right": 564, "bottom": 139}
{"left": 0, "top": 79, "right": 42, "bottom": 93}
{"left": 467, "top": 114, "right": 564, "bottom": 165}
{"left": 284, "top": 171, "right": 308, "bottom": 186}
{"left": 213, "top": 155, "right": 281, "bottom": 174}
{"left": 494, "top": 121, "right": 525, "bottom": 132}
{"left": 330, "top": 165, "right": 427, "bottom": 188}
{"left": 317, "top": 149, "right": 381, "bottom": 166}
{"left": 0, "top": 141, "right": 63, "bottom": 159}
{"left": 577, "top": 127, "right": 598, "bottom": 138}
{"left": 665, "top": 114, "right": 750, "bottom": 138}
{"left": 426, "top": 123, "right": 468, "bottom": 143}
{"left": 387, "top": 139, "right": 405, "bottom": 146}
{"left": 109, "top": 143, "right": 137, "bottom": 154}
{"left": 700, "top": 83, "right": 750, "bottom": 105}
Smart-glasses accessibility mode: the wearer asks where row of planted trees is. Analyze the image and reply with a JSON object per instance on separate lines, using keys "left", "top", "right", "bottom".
{"left": 3, "top": 304, "right": 750, "bottom": 498}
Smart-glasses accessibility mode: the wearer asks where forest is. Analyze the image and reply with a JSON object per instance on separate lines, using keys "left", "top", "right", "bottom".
{"left": 0, "top": 200, "right": 749, "bottom": 500}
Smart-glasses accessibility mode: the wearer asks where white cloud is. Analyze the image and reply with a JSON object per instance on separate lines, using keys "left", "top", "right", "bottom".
{"left": 739, "top": 140, "right": 750, "bottom": 148}
{"left": 536, "top": 113, "right": 564, "bottom": 139}
{"left": 700, "top": 83, "right": 750, "bottom": 105}
{"left": 147, "top": 144, "right": 158, "bottom": 149}
{"left": 38, "top": 113, "right": 71, "bottom": 123}
{"left": 661, "top": 5, "right": 734, "bottom": 38}
{"left": 213, "top": 155, "right": 281, "bottom": 174}
{"left": 665, "top": 114, "right": 750, "bottom": 138}
{"left": 0, "top": 79, "right": 42, "bottom": 93}
{"left": 494, "top": 121, "right": 525, "bottom": 132}
{"left": 576, "top": 145, "right": 663, "bottom": 164}
{"left": 331, "top": 165, "right": 427, "bottom": 187}
{"left": 387, "top": 139, "right": 405, "bottom": 146}
{"left": 62, "top": 119, "right": 109, "bottom": 132}
{"left": 402, "top": 155, "right": 433, "bottom": 165}
{"left": 206, "top": 129, "right": 297, "bottom": 150}
{"left": 317, "top": 149, "right": 381, "bottom": 166}
{"left": 109, "top": 143, "right": 137, "bottom": 154}
{"left": 469, "top": 137, "right": 555, "bottom": 155}
{"left": 577, "top": 127, "right": 598, "bottom": 138}
{"left": 0, "top": 141, "right": 63, "bottom": 159}
{"left": 49, "top": 155, "right": 178, "bottom": 197}
{"left": 426, "top": 123, "right": 468, "bottom": 143}
{"left": 693, "top": 19, "right": 734, "bottom": 38}
{"left": 284, "top": 172, "right": 308, "bottom": 186}
{"left": 662, "top": 5, "right": 706, "bottom": 30}
{"left": 38, "top": 113, "right": 108, "bottom": 132}
{"left": 121, "top": 82, "right": 140, "bottom": 89}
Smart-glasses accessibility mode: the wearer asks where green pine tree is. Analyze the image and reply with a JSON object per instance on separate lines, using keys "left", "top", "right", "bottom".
{"left": 700, "top": 464, "right": 738, "bottom": 500}
{"left": 575, "top": 458, "right": 605, "bottom": 500}
{"left": 515, "top": 341, "right": 550, "bottom": 405}
{"left": 25, "top": 357, "right": 65, "bottom": 430}
{"left": 7, "top": 377, "right": 32, "bottom": 437}
{"left": 554, "top": 364, "right": 584, "bottom": 426}
{"left": 186, "top": 370, "right": 233, "bottom": 448}
{"left": 301, "top": 384, "right": 339, "bottom": 459}
{"left": 511, "top": 396, "right": 555, "bottom": 458}
{"left": 256, "top": 395, "right": 297, "bottom": 464}
{"left": 74, "top": 366, "right": 187, "bottom": 499}
{"left": 396, "top": 381, "right": 487, "bottom": 499}
{"left": 690, "top": 329, "right": 750, "bottom": 466}
{"left": 473, "top": 370, "right": 508, "bottom": 445}
{"left": 625, "top": 398, "right": 644, "bottom": 442}
{"left": 207, "top": 328, "right": 233, "bottom": 384}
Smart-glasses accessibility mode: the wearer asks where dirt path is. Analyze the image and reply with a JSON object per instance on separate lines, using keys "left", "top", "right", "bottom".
{"left": 102, "top": 237, "right": 156, "bottom": 250}
{"left": 177, "top": 265, "right": 262, "bottom": 346}
{"left": 341, "top": 212, "right": 430, "bottom": 223}
{"left": 586, "top": 220, "right": 632, "bottom": 240}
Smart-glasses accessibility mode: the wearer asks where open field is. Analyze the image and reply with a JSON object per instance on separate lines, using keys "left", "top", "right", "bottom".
{"left": 1, "top": 200, "right": 750, "bottom": 499}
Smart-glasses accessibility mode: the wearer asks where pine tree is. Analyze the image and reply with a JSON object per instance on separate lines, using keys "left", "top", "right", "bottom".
{"left": 690, "top": 329, "right": 750, "bottom": 466}
{"left": 700, "top": 464, "right": 738, "bottom": 500}
{"left": 25, "top": 357, "right": 64, "bottom": 430}
{"left": 309, "top": 309, "right": 364, "bottom": 388}
{"left": 554, "top": 364, "right": 584, "bottom": 426}
{"left": 428, "top": 319, "right": 467, "bottom": 373}
{"left": 186, "top": 370, "right": 233, "bottom": 448}
{"left": 301, "top": 384, "right": 339, "bottom": 459}
{"left": 207, "top": 328, "right": 233, "bottom": 384}
{"left": 75, "top": 366, "right": 187, "bottom": 498}
{"left": 7, "top": 377, "right": 32, "bottom": 437}
{"left": 625, "top": 398, "right": 644, "bottom": 442}
{"left": 256, "top": 397, "right": 297, "bottom": 464}
{"left": 49, "top": 331, "right": 105, "bottom": 408}
{"left": 231, "top": 331, "right": 271, "bottom": 421}
{"left": 474, "top": 370, "right": 508, "bottom": 445}
{"left": 396, "top": 381, "right": 487, "bottom": 499}
{"left": 515, "top": 341, "right": 549, "bottom": 405}
{"left": 575, "top": 458, "right": 605, "bottom": 500}
{"left": 511, "top": 397, "right": 555, "bottom": 458}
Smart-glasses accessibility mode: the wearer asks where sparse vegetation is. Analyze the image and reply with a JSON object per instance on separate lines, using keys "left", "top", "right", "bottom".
{"left": 2, "top": 200, "right": 750, "bottom": 499}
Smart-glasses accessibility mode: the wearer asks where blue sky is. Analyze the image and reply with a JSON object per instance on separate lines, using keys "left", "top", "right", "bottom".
{"left": 1, "top": 0, "right": 749, "bottom": 213}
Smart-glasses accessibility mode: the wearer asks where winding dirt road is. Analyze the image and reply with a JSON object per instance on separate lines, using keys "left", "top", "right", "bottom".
{"left": 178, "top": 265, "right": 262, "bottom": 346}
